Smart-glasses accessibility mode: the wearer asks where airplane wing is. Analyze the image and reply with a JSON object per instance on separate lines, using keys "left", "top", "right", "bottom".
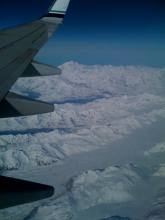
{"left": 0, "top": 0, "right": 71, "bottom": 210}
{"left": 0, "top": 0, "right": 70, "bottom": 118}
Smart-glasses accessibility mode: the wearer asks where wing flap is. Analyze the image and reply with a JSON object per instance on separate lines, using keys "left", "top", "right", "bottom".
{"left": 0, "top": 176, "right": 54, "bottom": 209}
{"left": 0, "top": 91, "right": 54, "bottom": 118}
{"left": 21, "top": 60, "right": 62, "bottom": 77}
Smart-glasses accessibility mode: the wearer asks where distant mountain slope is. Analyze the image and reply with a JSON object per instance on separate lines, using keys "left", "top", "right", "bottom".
{"left": 1, "top": 62, "right": 165, "bottom": 171}
{"left": 0, "top": 62, "right": 165, "bottom": 220}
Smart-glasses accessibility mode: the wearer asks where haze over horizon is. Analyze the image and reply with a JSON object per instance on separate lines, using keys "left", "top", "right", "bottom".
{"left": 0, "top": 0, "right": 165, "bottom": 68}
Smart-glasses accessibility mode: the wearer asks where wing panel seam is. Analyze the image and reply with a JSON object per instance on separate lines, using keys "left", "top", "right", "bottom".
{"left": 0, "top": 24, "right": 45, "bottom": 51}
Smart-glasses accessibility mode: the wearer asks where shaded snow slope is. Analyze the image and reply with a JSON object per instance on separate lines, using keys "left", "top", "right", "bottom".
{"left": 1, "top": 95, "right": 165, "bottom": 172}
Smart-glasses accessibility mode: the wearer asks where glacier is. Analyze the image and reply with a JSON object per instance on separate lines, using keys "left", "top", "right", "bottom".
{"left": 0, "top": 62, "right": 165, "bottom": 219}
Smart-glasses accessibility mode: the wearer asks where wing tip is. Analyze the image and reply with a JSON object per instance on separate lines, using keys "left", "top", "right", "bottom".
{"left": 45, "top": 0, "right": 70, "bottom": 19}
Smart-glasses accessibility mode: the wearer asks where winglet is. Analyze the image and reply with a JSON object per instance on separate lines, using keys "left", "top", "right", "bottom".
{"left": 46, "top": 0, "right": 70, "bottom": 19}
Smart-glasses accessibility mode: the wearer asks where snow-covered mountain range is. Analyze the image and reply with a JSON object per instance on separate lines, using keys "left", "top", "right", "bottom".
{"left": 8, "top": 61, "right": 165, "bottom": 103}
{"left": 0, "top": 62, "right": 165, "bottom": 219}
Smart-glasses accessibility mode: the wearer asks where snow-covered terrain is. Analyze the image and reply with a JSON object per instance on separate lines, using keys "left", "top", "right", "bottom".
{"left": 0, "top": 62, "right": 165, "bottom": 219}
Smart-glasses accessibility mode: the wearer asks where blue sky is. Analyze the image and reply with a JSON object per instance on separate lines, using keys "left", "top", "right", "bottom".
{"left": 1, "top": 0, "right": 165, "bottom": 68}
